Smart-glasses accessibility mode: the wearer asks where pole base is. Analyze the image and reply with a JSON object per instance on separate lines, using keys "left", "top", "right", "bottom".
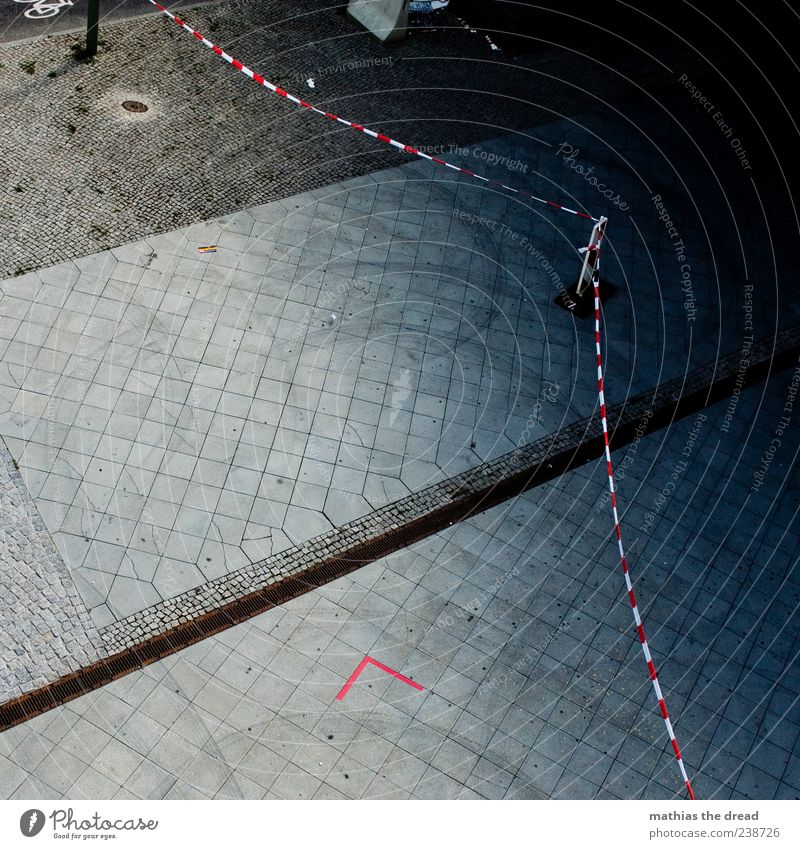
{"left": 554, "top": 280, "right": 617, "bottom": 318}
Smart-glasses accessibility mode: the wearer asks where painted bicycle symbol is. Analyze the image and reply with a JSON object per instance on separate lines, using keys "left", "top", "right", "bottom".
{"left": 14, "top": 0, "right": 75, "bottom": 20}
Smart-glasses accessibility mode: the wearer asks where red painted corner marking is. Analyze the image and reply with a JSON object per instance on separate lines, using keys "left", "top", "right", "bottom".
{"left": 336, "top": 655, "right": 424, "bottom": 702}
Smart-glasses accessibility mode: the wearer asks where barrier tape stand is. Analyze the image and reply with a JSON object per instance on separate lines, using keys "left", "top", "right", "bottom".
{"left": 147, "top": 0, "right": 695, "bottom": 798}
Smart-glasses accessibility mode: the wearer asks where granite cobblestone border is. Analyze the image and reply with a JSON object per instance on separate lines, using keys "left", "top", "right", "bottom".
{"left": 1, "top": 324, "right": 797, "bottom": 729}
{"left": 101, "top": 325, "right": 800, "bottom": 653}
{"left": 0, "top": 440, "right": 105, "bottom": 702}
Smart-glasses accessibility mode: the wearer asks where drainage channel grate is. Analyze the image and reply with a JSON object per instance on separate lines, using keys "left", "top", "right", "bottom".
{"left": 1, "top": 327, "right": 798, "bottom": 732}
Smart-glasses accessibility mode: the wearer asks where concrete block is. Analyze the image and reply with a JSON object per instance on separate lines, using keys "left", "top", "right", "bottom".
{"left": 347, "top": 0, "right": 408, "bottom": 43}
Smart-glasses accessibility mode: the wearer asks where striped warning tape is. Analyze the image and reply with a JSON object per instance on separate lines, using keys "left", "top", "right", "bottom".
{"left": 145, "top": 1, "right": 599, "bottom": 223}
{"left": 147, "top": 0, "right": 692, "bottom": 798}
{"left": 590, "top": 231, "right": 696, "bottom": 800}
{"left": 456, "top": 16, "right": 501, "bottom": 52}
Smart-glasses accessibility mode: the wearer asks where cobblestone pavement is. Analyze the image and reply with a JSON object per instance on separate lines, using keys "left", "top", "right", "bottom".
{"left": 0, "top": 1, "right": 220, "bottom": 45}
{"left": 0, "top": 123, "right": 774, "bottom": 629}
{"left": 1, "top": 0, "right": 799, "bottom": 801}
{"left": 1, "top": 371, "right": 797, "bottom": 800}
{"left": 2, "top": 89, "right": 798, "bottom": 681}
{"left": 0, "top": 0, "right": 711, "bottom": 281}
{"left": 0, "top": 439, "right": 103, "bottom": 702}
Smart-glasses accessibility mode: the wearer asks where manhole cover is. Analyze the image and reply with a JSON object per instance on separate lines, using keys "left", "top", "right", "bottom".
{"left": 121, "top": 100, "right": 148, "bottom": 113}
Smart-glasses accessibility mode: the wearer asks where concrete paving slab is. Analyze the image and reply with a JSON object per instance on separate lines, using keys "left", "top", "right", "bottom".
{"left": 1, "top": 1, "right": 799, "bottom": 803}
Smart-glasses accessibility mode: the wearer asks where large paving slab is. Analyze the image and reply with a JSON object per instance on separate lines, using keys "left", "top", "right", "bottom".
{"left": 1, "top": 151, "right": 575, "bottom": 628}
{"left": 1, "top": 95, "right": 797, "bottom": 644}
{"left": 1, "top": 366, "right": 797, "bottom": 800}
{"left": 1, "top": 0, "right": 797, "bottom": 801}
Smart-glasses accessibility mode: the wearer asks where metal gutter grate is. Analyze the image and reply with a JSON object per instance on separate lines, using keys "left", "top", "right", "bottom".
{"left": 1, "top": 326, "right": 798, "bottom": 732}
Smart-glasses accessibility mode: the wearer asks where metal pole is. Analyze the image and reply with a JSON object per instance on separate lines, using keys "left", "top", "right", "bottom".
{"left": 86, "top": 0, "right": 100, "bottom": 58}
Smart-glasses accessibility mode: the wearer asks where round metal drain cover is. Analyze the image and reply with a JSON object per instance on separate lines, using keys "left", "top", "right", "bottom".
{"left": 121, "top": 100, "right": 148, "bottom": 113}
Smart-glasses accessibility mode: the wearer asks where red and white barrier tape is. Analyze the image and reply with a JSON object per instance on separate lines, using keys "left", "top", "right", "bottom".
{"left": 456, "top": 16, "right": 501, "bottom": 52}
{"left": 591, "top": 232, "right": 696, "bottom": 800}
{"left": 146, "top": 1, "right": 598, "bottom": 223}
{"left": 148, "top": 0, "right": 692, "bottom": 798}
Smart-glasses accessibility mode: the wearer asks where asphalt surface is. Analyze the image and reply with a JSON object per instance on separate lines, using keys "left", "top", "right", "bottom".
{"left": 0, "top": 0, "right": 219, "bottom": 43}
